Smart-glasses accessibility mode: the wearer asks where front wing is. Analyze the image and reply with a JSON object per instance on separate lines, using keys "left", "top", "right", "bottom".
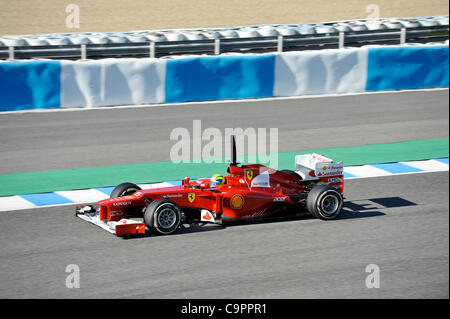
{"left": 75, "top": 205, "right": 146, "bottom": 237}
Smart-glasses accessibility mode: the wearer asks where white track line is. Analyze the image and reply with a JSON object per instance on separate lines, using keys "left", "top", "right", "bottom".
{"left": 0, "top": 88, "right": 447, "bottom": 115}
{"left": 0, "top": 196, "right": 36, "bottom": 212}
{"left": 55, "top": 189, "right": 110, "bottom": 204}
{"left": 344, "top": 165, "right": 393, "bottom": 177}
{"left": 400, "top": 159, "right": 449, "bottom": 172}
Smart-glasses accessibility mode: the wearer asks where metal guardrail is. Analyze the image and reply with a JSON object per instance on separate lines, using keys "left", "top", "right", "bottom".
{"left": 1, "top": 24, "right": 448, "bottom": 60}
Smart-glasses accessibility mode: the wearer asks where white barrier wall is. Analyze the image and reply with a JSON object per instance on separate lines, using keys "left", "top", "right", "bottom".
{"left": 273, "top": 48, "right": 369, "bottom": 97}
{"left": 0, "top": 44, "right": 447, "bottom": 111}
{"left": 60, "top": 58, "right": 166, "bottom": 108}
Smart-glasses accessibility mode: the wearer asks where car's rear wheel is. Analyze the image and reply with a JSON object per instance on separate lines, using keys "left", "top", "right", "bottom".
{"left": 306, "top": 184, "right": 343, "bottom": 220}
{"left": 144, "top": 199, "right": 181, "bottom": 235}
{"left": 110, "top": 182, "right": 141, "bottom": 198}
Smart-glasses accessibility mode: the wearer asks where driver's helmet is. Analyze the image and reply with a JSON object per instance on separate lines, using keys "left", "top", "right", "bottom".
{"left": 210, "top": 174, "right": 225, "bottom": 189}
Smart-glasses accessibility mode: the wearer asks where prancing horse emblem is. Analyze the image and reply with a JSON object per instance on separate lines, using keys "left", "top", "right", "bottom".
{"left": 188, "top": 193, "right": 195, "bottom": 203}
{"left": 246, "top": 170, "right": 253, "bottom": 181}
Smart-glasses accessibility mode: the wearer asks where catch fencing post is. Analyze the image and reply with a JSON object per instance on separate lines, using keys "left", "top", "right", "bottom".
{"left": 339, "top": 32, "right": 345, "bottom": 49}
{"left": 81, "top": 44, "right": 87, "bottom": 60}
{"left": 149, "top": 42, "right": 156, "bottom": 58}
{"left": 400, "top": 28, "right": 406, "bottom": 44}
{"left": 277, "top": 35, "right": 283, "bottom": 52}
{"left": 214, "top": 39, "right": 220, "bottom": 55}
{"left": 8, "top": 46, "right": 14, "bottom": 60}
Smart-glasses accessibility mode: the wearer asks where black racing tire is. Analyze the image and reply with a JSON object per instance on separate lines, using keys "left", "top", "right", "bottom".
{"left": 306, "top": 184, "right": 343, "bottom": 220}
{"left": 281, "top": 169, "right": 301, "bottom": 178}
{"left": 110, "top": 182, "right": 141, "bottom": 198}
{"left": 143, "top": 198, "right": 182, "bottom": 235}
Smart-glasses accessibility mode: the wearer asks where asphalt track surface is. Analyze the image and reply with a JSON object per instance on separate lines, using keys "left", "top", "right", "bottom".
{"left": 0, "top": 89, "right": 448, "bottom": 174}
{"left": 0, "top": 173, "right": 448, "bottom": 298}
{"left": 0, "top": 89, "right": 448, "bottom": 298}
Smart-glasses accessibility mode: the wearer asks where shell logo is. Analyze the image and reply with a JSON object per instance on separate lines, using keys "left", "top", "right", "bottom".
{"left": 230, "top": 194, "right": 245, "bottom": 209}
{"left": 323, "top": 165, "right": 327, "bottom": 170}
{"left": 203, "top": 212, "right": 212, "bottom": 220}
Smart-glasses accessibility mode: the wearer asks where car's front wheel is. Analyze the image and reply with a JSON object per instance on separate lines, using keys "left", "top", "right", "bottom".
{"left": 306, "top": 184, "right": 343, "bottom": 220}
{"left": 143, "top": 199, "right": 182, "bottom": 235}
{"left": 110, "top": 182, "right": 141, "bottom": 198}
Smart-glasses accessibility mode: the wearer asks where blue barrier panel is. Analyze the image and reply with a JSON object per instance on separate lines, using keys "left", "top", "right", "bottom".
{"left": 165, "top": 54, "right": 275, "bottom": 103}
{"left": 0, "top": 60, "right": 61, "bottom": 111}
{"left": 366, "top": 45, "right": 449, "bottom": 91}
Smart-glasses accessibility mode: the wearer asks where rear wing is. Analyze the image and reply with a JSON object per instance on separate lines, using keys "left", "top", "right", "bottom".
{"left": 295, "top": 153, "right": 344, "bottom": 181}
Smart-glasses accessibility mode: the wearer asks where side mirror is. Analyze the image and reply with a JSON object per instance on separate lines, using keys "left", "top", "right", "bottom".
{"left": 182, "top": 176, "right": 190, "bottom": 186}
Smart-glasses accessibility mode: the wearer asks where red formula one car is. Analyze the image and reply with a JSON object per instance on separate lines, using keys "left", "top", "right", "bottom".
{"left": 76, "top": 136, "right": 345, "bottom": 237}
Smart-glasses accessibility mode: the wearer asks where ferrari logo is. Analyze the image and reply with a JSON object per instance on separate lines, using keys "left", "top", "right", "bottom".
{"left": 246, "top": 170, "right": 253, "bottom": 180}
{"left": 188, "top": 193, "right": 196, "bottom": 203}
